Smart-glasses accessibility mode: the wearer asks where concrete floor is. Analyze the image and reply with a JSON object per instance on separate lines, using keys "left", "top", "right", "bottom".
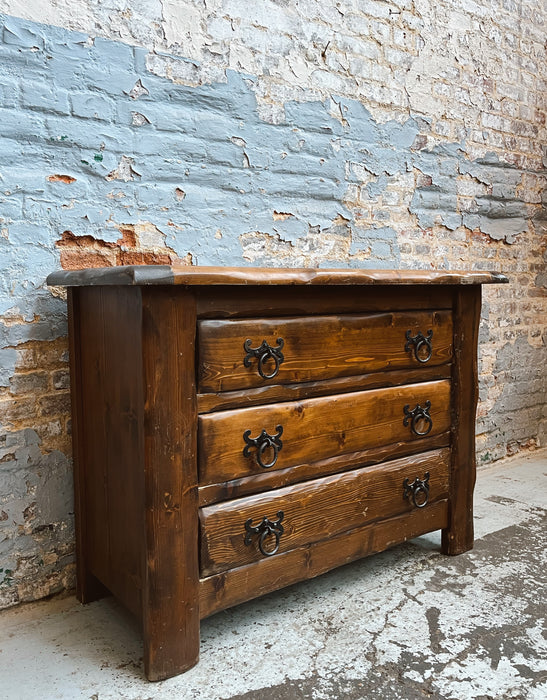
{"left": 0, "top": 450, "right": 546, "bottom": 700}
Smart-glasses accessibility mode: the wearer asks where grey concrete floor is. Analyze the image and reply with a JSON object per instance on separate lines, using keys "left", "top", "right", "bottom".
{"left": 0, "top": 450, "right": 546, "bottom": 700}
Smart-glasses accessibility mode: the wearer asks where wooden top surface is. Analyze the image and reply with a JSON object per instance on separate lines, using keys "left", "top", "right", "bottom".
{"left": 47, "top": 265, "right": 508, "bottom": 287}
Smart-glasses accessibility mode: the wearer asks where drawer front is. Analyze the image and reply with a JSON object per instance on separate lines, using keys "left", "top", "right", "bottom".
{"left": 198, "top": 379, "right": 451, "bottom": 485}
{"left": 200, "top": 448, "right": 450, "bottom": 577}
{"left": 198, "top": 310, "right": 452, "bottom": 393}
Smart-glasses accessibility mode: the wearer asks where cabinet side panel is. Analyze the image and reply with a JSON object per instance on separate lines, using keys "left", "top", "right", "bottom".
{"left": 443, "top": 285, "right": 481, "bottom": 555}
{"left": 68, "top": 288, "right": 110, "bottom": 604}
{"left": 141, "top": 287, "right": 200, "bottom": 681}
{"left": 76, "top": 286, "right": 145, "bottom": 616}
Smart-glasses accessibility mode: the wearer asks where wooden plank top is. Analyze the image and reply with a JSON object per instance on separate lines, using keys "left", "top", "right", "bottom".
{"left": 47, "top": 265, "right": 508, "bottom": 287}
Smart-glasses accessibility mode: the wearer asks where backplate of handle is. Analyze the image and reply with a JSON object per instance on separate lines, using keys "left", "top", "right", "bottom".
{"left": 403, "top": 472, "right": 430, "bottom": 508}
{"left": 243, "top": 338, "right": 285, "bottom": 379}
{"left": 243, "top": 425, "right": 284, "bottom": 469}
{"left": 403, "top": 401, "right": 433, "bottom": 436}
{"left": 405, "top": 329, "right": 433, "bottom": 363}
{"left": 244, "top": 511, "right": 285, "bottom": 557}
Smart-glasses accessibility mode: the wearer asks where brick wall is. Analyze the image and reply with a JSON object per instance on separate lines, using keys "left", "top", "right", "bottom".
{"left": 0, "top": 1, "right": 545, "bottom": 608}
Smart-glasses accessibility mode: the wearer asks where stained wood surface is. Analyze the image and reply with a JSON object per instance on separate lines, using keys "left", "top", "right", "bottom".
{"left": 197, "top": 364, "right": 452, "bottom": 414}
{"left": 141, "top": 288, "right": 200, "bottom": 680}
{"left": 198, "top": 380, "right": 451, "bottom": 485}
{"left": 442, "top": 286, "right": 481, "bottom": 556}
{"left": 47, "top": 265, "right": 508, "bottom": 287}
{"left": 200, "top": 499, "right": 448, "bottom": 618}
{"left": 196, "top": 285, "right": 454, "bottom": 318}
{"left": 67, "top": 288, "right": 110, "bottom": 604}
{"left": 200, "top": 448, "right": 450, "bottom": 577}
{"left": 75, "top": 286, "right": 145, "bottom": 617}
{"left": 198, "top": 310, "right": 452, "bottom": 393}
{"left": 198, "top": 432, "right": 450, "bottom": 507}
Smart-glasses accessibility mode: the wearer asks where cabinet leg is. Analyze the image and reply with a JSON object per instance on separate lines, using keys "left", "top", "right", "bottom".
{"left": 441, "top": 519, "right": 474, "bottom": 556}
{"left": 76, "top": 568, "right": 109, "bottom": 604}
{"left": 143, "top": 605, "right": 200, "bottom": 681}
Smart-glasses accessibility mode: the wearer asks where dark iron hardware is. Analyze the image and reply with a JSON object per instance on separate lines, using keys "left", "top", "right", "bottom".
{"left": 403, "top": 400, "right": 433, "bottom": 436}
{"left": 243, "top": 425, "right": 284, "bottom": 469}
{"left": 403, "top": 472, "right": 430, "bottom": 508}
{"left": 244, "top": 511, "right": 285, "bottom": 557}
{"left": 405, "top": 329, "right": 433, "bottom": 363}
{"left": 243, "top": 338, "right": 285, "bottom": 379}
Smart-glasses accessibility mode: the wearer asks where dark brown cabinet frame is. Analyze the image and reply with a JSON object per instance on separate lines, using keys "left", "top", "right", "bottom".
{"left": 53, "top": 266, "right": 506, "bottom": 680}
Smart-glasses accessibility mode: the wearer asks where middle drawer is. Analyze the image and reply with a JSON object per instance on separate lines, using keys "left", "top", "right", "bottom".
{"left": 198, "top": 379, "right": 451, "bottom": 485}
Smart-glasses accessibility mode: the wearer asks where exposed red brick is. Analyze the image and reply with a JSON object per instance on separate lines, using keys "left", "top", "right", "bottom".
{"left": 56, "top": 230, "right": 117, "bottom": 249}
{"left": 118, "top": 251, "right": 173, "bottom": 265}
{"left": 116, "top": 226, "right": 137, "bottom": 247}
{"left": 47, "top": 175, "right": 77, "bottom": 184}
{"left": 59, "top": 250, "right": 116, "bottom": 269}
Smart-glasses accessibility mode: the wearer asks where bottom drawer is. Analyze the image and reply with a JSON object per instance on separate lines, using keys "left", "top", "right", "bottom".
{"left": 200, "top": 447, "right": 450, "bottom": 577}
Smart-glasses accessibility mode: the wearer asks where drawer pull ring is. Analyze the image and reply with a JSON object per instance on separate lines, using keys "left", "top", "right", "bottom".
{"left": 405, "top": 329, "right": 433, "bottom": 363}
{"left": 243, "top": 425, "right": 284, "bottom": 469}
{"left": 403, "top": 472, "right": 430, "bottom": 508}
{"left": 243, "top": 338, "right": 285, "bottom": 379}
{"left": 403, "top": 400, "right": 433, "bottom": 436}
{"left": 244, "top": 511, "right": 285, "bottom": 557}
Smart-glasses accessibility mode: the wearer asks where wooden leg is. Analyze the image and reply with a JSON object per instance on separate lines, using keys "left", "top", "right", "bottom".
{"left": 442, "top": 286, "right": 481, "bottom": 556}
{"left": 141, "top": 288, "right": 200, "bottom": 681}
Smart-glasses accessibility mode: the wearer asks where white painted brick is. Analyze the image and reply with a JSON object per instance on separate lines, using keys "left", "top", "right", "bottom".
{"left": 369, "top": 19, "right": 391, "bottom": 42}
{"left": 358, "top": 0, "right": 391, "bottom": 20}
{"left": 384, "top": 47, "right": 413, "bottom": 69}
{"left": 344, "top": 12, "right": 370, "bottom": 36}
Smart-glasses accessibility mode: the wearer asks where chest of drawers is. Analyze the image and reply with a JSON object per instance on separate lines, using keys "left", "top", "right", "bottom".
{"left": 47, "top": 265, "right": 506, "bottom": 680}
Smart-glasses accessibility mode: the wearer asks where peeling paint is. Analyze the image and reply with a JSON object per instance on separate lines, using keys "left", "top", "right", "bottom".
{"left": 0, "top": 6, "right": 545, "bottom": 612}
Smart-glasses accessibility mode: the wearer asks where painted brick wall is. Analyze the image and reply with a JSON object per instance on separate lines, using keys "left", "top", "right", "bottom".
{"left": 0, "top": 1, "right": 546, "bottom": 608}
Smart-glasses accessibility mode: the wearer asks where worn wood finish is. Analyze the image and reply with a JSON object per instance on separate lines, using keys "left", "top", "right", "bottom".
{"left": 442, "top": 286, "right": 481, "bottom": 556}
{"left": 198, "top": 380, "right": 451, "bottom": 485}
{"left": 47, "top": 265, "right": 508, "bottom": 287}
{"left": 74, "top": 287, "right": 145, "bottom": 616}
{"left": 198, "top": 310, "right": 453, "bottom": 393}
{"left": 67, "top": 288, "right": 110, "bottom": 604}
{"left": 200, "top": 499, "right": 449, "bottom": 619}
{"left": 198, "top": 432, "right": 450, "bottom": 507}
{"left": 200, "top": 448, "right": 450, "bottom": 577}
{"left": 141, "top": 288, "right": 200, "bottom": 680}
{"left": 196, "top": 285, "right": 455, "bottom": 319}
{"left": 197, "top": 364, "right": 452, "bottom": 414}
{"left": 51, "top": 266, "right": 505, "bottom": 681}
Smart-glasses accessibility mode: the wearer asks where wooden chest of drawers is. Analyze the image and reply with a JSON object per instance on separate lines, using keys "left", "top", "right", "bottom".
{"left": 47, "top": 265, "right": 506, "bottom": 680}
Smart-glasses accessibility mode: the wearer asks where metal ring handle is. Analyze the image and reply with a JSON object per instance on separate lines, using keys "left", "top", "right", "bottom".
{"left": 258, "top": 528, "right": 281, "bottom": 556}
{"left": 403, "top": 472, "right": 430, "bottom": 508}
{"left": 243, "top": 426, "right": 284, "bottom": 469}
{"left": 243, "top": 338, "right": 285, "bottom": 380}
{"left": 405, "top": 330, "right": 433, "bottom": 364}
{"left": 403, "top": 401, "right": 433, "bottom": 436}
{"left": 244, "top": 511, "right": 285, "bottom": 557}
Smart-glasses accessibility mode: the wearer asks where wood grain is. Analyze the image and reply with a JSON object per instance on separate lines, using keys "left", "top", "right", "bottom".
{"left": 200, "top": 448, "right": 450, "bottom": 577}
{"left": 196, "top": 285, "right": 454, "bottom": 318}
{"left": 200, "top": 499, "right": 448, "bottom": 618}
{"left": 197, "top": 364, "right": 452, "bottom": 414}
{"left": 67, "top": 288, "right": 110, "bottom": 604}
{"left": 75, "top": 287, "right": 145, "bottom": 616}
{"left": 442, "top": 286, "right": 481, "bottom": 556}
{"left": 141, "top": 287, "right": 200, "bottom": 680}
{"left": 198, "top": 310, "right": 453, "bottom": 393}
{"left": 198, "top": 432, "right": 451, "bottom": 507}
{"left": 48, "top": 265, "right": 508, "bottom": 287}
{"left": 198, "top": 380, "right": 451, "bottom": 485}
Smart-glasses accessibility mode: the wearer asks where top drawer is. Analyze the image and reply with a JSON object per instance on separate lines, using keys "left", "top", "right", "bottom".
{"left": 198, "top": 310, "right": 452, "bottom": 393}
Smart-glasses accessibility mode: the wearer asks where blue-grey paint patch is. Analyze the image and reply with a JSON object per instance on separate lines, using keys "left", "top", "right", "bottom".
{"left": 0, "top": 11, "right": 535, "bottom": 386}
{"left": 411, "top": 146, "right": 529, "bottom": 242}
